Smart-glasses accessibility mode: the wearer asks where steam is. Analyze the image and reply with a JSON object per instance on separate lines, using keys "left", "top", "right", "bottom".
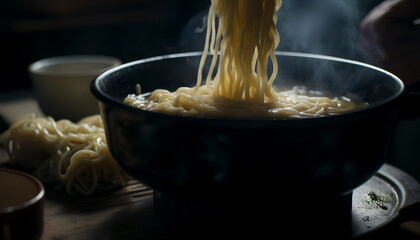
{"left": 277, "top": 0, "right": 366, "bottom": 60}
{"left": 176, "top": 0, "right": 379, "bottom": 95}
{"left": 178, "top": 0, "right": 370, "bottom": 60}
{"left": 272, "top": 0, "right": 378, "bottom": 95}
{"left": 178, "top": 9, "right": 209, "bottom": 52}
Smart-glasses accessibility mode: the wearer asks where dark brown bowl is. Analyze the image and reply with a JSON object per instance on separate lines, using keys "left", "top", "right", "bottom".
{"left": 0, "top": 168, "right": 45, "bottom": 240}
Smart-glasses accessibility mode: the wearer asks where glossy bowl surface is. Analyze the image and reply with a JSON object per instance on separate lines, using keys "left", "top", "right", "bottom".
{"left": 92, "top": 52, "right": 404, "bottom": 204}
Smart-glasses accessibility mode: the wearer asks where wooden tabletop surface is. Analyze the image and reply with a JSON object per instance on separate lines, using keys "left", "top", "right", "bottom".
{"left": 2, "top": 89, "right": 420, "bottom": 239}
{"left": 0, "top": 91, "right": 169, "bottom": 240}
{"left": 0, "top": 147, "right": 169, "bottom": 240}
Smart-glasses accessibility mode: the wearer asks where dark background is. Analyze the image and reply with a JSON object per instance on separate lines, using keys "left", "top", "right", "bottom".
{"left": 2, "top": 0, "right": 419, "bottom": 179}
{"left": 0, "top": 0, "right": 383, "bottom": 93}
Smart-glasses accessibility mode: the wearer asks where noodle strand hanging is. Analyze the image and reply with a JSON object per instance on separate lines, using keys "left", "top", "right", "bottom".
{"left": 124, "top": 0, "right": 366, "bottom": 119}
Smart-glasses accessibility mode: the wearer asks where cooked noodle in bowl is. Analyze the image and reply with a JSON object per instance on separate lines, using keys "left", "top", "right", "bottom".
{"left": 91, "top": 0, "right": 406, "bottom": 204}
{"left": 124, "top": 0, "right": 367, "bottom": 119}
{"left": 125, "top": 85, "right": 365, "bottom": 119}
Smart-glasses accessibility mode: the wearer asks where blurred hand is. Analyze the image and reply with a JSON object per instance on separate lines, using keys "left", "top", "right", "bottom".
{"left": 361, "top": 0, "right": 420, "bottom": 84}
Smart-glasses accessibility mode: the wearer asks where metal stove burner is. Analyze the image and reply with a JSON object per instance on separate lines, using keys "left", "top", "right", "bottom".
{"left": 352, "top": 164, "right": 420, "bottom": 237}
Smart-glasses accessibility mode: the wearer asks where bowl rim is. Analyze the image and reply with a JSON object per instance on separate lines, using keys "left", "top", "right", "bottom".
{"left": 29, "top": 55, "right": 122, "bottom": 78}
{"left": 91, "top": 51, "right": 405, "bottom": 123}
{"left": 0, "top": 168, "right": 45, "bottom": 214}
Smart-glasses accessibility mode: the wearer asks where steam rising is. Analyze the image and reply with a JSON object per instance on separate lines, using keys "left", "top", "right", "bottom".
{"left": 179, "top": 0, "right": 371, "bottom": 61}
{"left": 277, "top": 0, "right": 365, "bottom": 60}
{"left": 176, "top": 0, "right": 382, "bottom": 95}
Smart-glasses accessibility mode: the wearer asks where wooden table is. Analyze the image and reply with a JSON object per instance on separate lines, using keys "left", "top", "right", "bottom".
{"left": 0, "top": 149, "right": 163, "bottom": 240}
{"left": 41, "top": 180, "right": 155, "bottom": 240}
{"left": 2, "top": 89, "right": 420, "bottom": 239}
{"left": 0, "top": 90, "right": 168, "bottom": 240}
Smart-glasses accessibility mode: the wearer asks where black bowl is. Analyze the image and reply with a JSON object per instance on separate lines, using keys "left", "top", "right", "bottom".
{"left": 91, "top": 52, "right": 404, "bottom": 205}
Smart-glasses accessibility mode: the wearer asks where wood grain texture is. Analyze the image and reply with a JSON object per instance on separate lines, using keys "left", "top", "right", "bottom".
{"left": 0, "top": 96, "right": 173, "bottom": 240}
{"left": 0, "top": 152, "right": 166, "bottom": 240}
{"left": 41, "top": 180, "right": 158, "bottom": 240}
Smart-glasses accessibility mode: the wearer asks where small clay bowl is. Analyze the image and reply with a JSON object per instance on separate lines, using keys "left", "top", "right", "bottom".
{"left": 0, "top": 168, "right": 45, "bottom": 240}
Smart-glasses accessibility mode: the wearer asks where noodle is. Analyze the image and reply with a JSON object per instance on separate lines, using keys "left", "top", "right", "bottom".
{"left": 124, "top": 0, "right": 366, "bottom": 119}
{"left": 0, "top": 114, "right": 129, "bottom": 195}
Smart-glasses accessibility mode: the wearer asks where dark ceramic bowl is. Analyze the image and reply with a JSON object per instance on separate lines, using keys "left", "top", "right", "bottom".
{"left": 0, "top": 168, "right": 45, "bottom": 240}
{"left": 91, "top": 52, "right": 411, "bottom": 205}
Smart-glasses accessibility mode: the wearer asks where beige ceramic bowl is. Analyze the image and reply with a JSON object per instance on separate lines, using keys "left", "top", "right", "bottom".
{"left": 0, "top": 168, "right": 45, "bottom": 240}
{"left": 29, "top": 55, "right": 122, "bottom": 121}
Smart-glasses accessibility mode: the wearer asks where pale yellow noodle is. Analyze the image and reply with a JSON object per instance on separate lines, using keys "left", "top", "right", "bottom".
{"left": 0, "top": 114, "right": 129, "bottom": 195}
{"left": 124, "top": 0, "right": 366, "bottom": 119}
